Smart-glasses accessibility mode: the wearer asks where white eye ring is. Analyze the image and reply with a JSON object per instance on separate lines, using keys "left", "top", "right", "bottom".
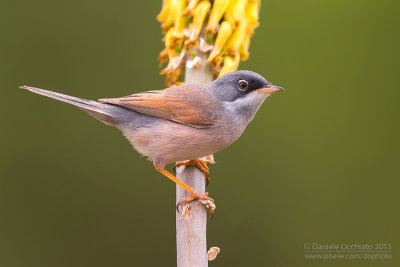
{"left": 238, "top": 80, "right": 248, "bottom": 90}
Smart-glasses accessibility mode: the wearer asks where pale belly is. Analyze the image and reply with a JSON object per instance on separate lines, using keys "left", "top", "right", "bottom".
{"left": 123, "top": 119, "right": 243, "bottom": 165}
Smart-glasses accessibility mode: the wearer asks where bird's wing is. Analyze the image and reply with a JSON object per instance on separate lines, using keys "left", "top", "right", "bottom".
{"left": 98, "top": 84, "right": 218, "bottom": 128}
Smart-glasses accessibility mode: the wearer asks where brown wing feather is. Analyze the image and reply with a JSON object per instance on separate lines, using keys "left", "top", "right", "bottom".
{"left": 98, "top": 84, "right": 218, "bottom": 128}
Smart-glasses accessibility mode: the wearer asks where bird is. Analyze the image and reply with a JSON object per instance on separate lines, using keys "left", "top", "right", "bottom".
{"left": 20, "top": 70, "right": 284, "bottom": 215}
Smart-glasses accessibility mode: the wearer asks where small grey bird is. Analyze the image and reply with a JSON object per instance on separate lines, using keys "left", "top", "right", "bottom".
{"left": 20, "top": 70, "right": 284, "bottom": 213}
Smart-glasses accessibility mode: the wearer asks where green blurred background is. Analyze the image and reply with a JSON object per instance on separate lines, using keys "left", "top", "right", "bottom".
{"left": 1, "top": 0, "right": 399, "bottom": 266}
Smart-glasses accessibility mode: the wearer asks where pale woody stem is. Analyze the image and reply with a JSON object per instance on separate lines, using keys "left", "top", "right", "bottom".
{"left": 176, "top": 50, "right": 213, "bottom": 267}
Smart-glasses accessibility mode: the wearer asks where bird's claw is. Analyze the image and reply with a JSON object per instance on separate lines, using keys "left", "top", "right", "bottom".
{"left": 174, "top": 158, "right": 213, "bottom": 185}
{"left": 176, "top": 191, "right": 216, "bottom": 219}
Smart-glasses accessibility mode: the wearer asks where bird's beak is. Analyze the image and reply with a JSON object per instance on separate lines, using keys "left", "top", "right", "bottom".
{"left": 257, "top": 84, "right": 285, "bottom": 94}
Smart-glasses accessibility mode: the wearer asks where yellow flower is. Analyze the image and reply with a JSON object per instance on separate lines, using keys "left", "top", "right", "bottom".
{"left": 182, "top": 0, "right": 200, "bottom": 16}
{"left": 239, "top": 31, "right": 251, "bottom": 60}
{"left": 158, "top": 0, "right": 180, "bottom": 33}
{"left": 207, "top": 21, "right": 232, "bottom": 63}
{"left": 157, "top": 0, "right": 169, "bottom": 22}
{"left": 186, "top": 1, "right": 211, "bottom": 46}
{"left": 224, "top": 0, "right": 247, "bottom": 27}
{"left": 166, "top": 67, "right": 183, "bottom": 86}
{"left": 161, "top": 27, "right": 185, "bottom": 75}
{"left": 171, "top": 0, "right": 187, "bottom": 47}
{"left": 163, "top": 26, "right": 176, "bottom": 49}
{"left": 205, "top": 0, "right": 232, "bottom": 34}
{"left": 218, "top": 53, "right": 240, "bottom": 77}
{"left": 223, "top": 19, "right": 247, "bottom": 56}
{"left": 245, "top": 0, "right": 260, "bottom": 27}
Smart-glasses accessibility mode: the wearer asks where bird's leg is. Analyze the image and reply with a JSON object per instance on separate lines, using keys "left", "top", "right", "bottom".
{"left": 174, "top": 157, "right": 214, "bottom": 185}
{"left": 154, "top": 162, "right": 215, "bottom": 216}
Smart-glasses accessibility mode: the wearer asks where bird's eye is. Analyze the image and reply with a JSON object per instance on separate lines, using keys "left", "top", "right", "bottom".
{"left": 238, "top": 80, "right": 248, "bottom": 90}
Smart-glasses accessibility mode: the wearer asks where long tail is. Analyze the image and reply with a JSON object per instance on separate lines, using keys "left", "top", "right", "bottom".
{"left": 20, "top": 85, "right": 116, "bottom": 126}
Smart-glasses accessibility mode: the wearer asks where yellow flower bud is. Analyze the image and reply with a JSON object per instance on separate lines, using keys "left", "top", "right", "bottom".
{"left": 163, "top": 27, "right": 176, "bottom": 49}
{"left": 182, "top": 0, "right": 200, "bottom": 16}
{"left": 245, "top": 0, "right": 260, "bottom": 27}
{"left": 223, "top": 20, "right": 247, "bottom": 56}
{"left": 161, "top": 18, "right": 174, "bottom": 33}
{"left": 207, "top": 21, "right": 232, "bottom": 63}
{"left": 166, "top": 67, "right": 183, "bottom": 86}
{"left": 161, "top": 27, "right": 184, "bottom": 74}
{"left": 186, "top": 1, "right": 211, "bottom": 46}
{"left": 239, "top": 31, "right": 251, "bottom": 60}
{"left": 206, "top": 0, "right": 232, "bottom": 34}
{"left": 159, "top": 0, "right": 180, "bottom": 33}
{"left": 172, "top": 0, "right": 187, "bottom": 42}
{"left": 218, "top": 53, "right": 240, "bottom": 77}
{"left": 157, "top": 0, "right": 169, "bottom": 22}
{"left": 224, "top": 0, "right": 247, "bottom": 27}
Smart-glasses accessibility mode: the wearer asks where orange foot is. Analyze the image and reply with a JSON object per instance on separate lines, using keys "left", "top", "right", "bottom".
{"left": 177, "top": 190, "right": 216, "bottom": 218}
{"left": 174, "top": 158, "right": 213, "bottom": 185}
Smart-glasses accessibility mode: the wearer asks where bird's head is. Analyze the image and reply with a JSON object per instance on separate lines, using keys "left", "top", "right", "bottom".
{"left": 212, "top": 70, "right": 284, "bottom": 120}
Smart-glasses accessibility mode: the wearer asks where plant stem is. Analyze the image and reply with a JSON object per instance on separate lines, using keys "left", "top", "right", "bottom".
{"left": 176, "top": 50, "right": 213, "bottom": 267}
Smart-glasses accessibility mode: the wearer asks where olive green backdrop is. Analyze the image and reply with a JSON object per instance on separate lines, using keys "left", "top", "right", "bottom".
{"left": 1, "top": 0, "right": 399, "bottom": 266}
